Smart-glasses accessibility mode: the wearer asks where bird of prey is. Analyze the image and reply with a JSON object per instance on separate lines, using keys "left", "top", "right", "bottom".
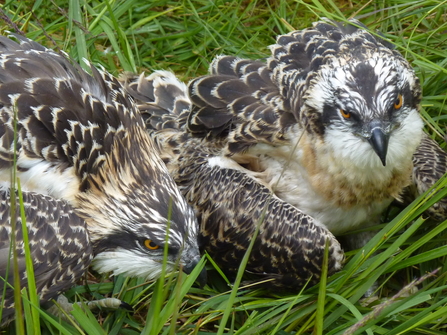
{"left": 0, "top": 35, "right": 203, "bottom": 324}
{"left": 122, "top": 70, "right": 344, "bottom": 288}
{"left": 186, "top": 19, "right": 447, "bottom": 239}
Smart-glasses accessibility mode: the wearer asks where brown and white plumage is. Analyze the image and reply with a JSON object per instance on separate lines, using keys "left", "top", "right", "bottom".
{"left": 0, "top": 35, "right": 202, "bottom": 323}
{"left": 408, "top": 135, "right": 447, "bottom": 220}
{"left": 121, "top": 71, "right": 344, "bottom": 288}
{"left": 0, "top": 190, "right": 92, "bottom": 326}
{"left": 187, "top": 19, "right": 428, "bottom": 237}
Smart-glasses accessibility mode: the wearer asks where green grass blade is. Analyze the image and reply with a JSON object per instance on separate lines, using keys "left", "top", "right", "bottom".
{"left": 17, "top": 179, "right": 41, "bottom": 333}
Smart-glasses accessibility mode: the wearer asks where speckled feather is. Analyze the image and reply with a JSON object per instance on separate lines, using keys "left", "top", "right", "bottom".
{"left": 408, "top": 135, "right": 447, "bottom": 220}
{"left": 0, "top": 190, "right": 92, "bottom": 326}
{"left": 0, "top": 35, "right": 202, "bottom": 314}
{"left": 0, "top": 35, "right": 143, "bottom": 192}
{"left": 122, "top": 71, "right": 344, "bottom": 288}
{"left": 186, "top": 19, "right": 429, "bottom": 236}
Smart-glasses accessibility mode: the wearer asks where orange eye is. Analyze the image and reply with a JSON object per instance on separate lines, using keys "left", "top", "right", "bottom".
{"left": 144, "top": 239, "right": 159, "bottom": 250}
{"left": 340, "top": 109, "right": 351, "bottom": 119}
{"left": 394, "top": 94, "right": 403, "bottom": 109}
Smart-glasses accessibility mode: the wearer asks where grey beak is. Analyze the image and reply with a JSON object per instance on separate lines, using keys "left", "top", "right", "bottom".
{"left": 182, "top": 255, "right": 207, "bottom": 287}
{"left": 367, "top": 125, "right": 389, "bottom": 166}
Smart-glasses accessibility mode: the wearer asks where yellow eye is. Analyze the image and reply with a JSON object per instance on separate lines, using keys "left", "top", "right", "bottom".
{"left": 340, "top": 109, "right": 351, "bottom": 119}
{"left": 394, "top": 94, "right": 403, "bottom": 109}
{"left": 144, "top": 239, "right": 159, "bottom": 250}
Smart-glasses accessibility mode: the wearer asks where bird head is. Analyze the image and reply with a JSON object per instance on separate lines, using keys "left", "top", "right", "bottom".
{"left": 0, "top": 35, "right": 204, "bottom": 284}
{"left": 295, "top": 21, "right": 424, "bottom": 169}
{"left": 75, "top": 125, "right": 204, "bottom": 282}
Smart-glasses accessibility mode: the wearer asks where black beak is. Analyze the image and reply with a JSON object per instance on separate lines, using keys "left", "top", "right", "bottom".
{"left": 367, "top": 126, "right": 389, "bottom": 166}
{"left": 182, "top": 255, "right": 207, "bottom": 287}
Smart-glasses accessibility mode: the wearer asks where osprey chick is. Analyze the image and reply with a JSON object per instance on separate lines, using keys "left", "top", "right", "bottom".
{"left": 188, "top": 19, "right": 427, "bottom": 235}
{"left": 0, "top": 35, "right": 202, "bottom": 323}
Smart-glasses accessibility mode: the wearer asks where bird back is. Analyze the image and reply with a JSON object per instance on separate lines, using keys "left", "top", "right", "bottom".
{"left": 0, "top": 35, "right": 144, "bottom": 188}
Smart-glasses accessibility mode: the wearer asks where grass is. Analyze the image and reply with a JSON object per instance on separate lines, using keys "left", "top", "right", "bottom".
{"left": 1, "top": 0, "right": 447, "bottom": 334}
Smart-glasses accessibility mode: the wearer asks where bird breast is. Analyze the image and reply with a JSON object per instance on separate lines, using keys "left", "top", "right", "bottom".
{"left": 252, "top": 125, "right": 417, "bottom": 235}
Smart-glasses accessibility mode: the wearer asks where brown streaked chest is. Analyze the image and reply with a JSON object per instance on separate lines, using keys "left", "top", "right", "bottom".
{"left": 300, "top": 135, "right": 413, "bottom": 209}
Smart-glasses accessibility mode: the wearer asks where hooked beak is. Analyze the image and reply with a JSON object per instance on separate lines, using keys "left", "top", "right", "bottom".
{"left": 366, "top": 122, "right": 389, "bottom": 166}
{"left": 182, "top": 255, "right": 207, "bottom": 287}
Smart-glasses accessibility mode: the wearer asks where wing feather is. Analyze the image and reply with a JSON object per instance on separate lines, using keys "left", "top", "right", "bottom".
{"left": 410, "top": 135, "right": 447, "bottom": 220}
{"left": 0, "top": 189, "right": 92, "bottom": 326}
{"left": 0, "top": 35, "right": 144, "bottom": 183}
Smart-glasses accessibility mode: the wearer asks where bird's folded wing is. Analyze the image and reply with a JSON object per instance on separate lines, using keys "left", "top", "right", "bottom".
{"left": 176, "top": 147, "right": 344, "bottom": 288}
{"left": 411, "top": 135, "right": 447, "bottom": 221}
{"left": 0, "top": 189, "right": 92, "bottom": 326}
{"left": 0, "top": 35, "right": 144, "bottom": 183}
{"left": 188, "top": 56, "right": 292, "bottom": 154}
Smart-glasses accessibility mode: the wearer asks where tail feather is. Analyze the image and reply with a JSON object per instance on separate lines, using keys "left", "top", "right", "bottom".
{"left": 120, "top": 71, "right": 195, "bottom": 168}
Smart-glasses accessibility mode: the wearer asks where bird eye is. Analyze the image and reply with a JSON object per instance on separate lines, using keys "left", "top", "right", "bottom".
{"left": 394, "top": 94, "right": 403, "bottom": 109}
{"left": 340, "top": 109, "right": 351, "bottom": 119}
{"left": 144, "top": 239, "right": 159, "bottom": 250}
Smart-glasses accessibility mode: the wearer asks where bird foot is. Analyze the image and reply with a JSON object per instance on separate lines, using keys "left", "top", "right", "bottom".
{"left": 46, "top": 295, "right": 131, "bottom": 323}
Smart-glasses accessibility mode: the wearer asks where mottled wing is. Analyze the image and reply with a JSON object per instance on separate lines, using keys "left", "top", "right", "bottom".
{"left": 0, "top": 35, "right": 144, "bottom": 188}
{"left": 0, "top": 189, "right": 92, "bottom": 326}
{"left": 120, "top": 71, "right": 194, "bottom": 165}
{"left": 410, "top": 135, "right": 447, "bottom": 220}
{"left": 176, "top": 146, "right": 344, "bottom": 287}
{"left": 188, "top": 56, "right": 292, "bottom": 154}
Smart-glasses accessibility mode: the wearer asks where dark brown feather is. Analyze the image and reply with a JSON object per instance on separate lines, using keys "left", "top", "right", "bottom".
{"left": 0, "top": 35, "right": 144, "bottom": 184}
{"left": 176, "top": 143, "right": 344, "bottom": 287}
{"left": 0, "top": 190, "right": 92, "bottom": 326}
{"left": 408, "top": 135, "right": 447, "bottom": 220}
